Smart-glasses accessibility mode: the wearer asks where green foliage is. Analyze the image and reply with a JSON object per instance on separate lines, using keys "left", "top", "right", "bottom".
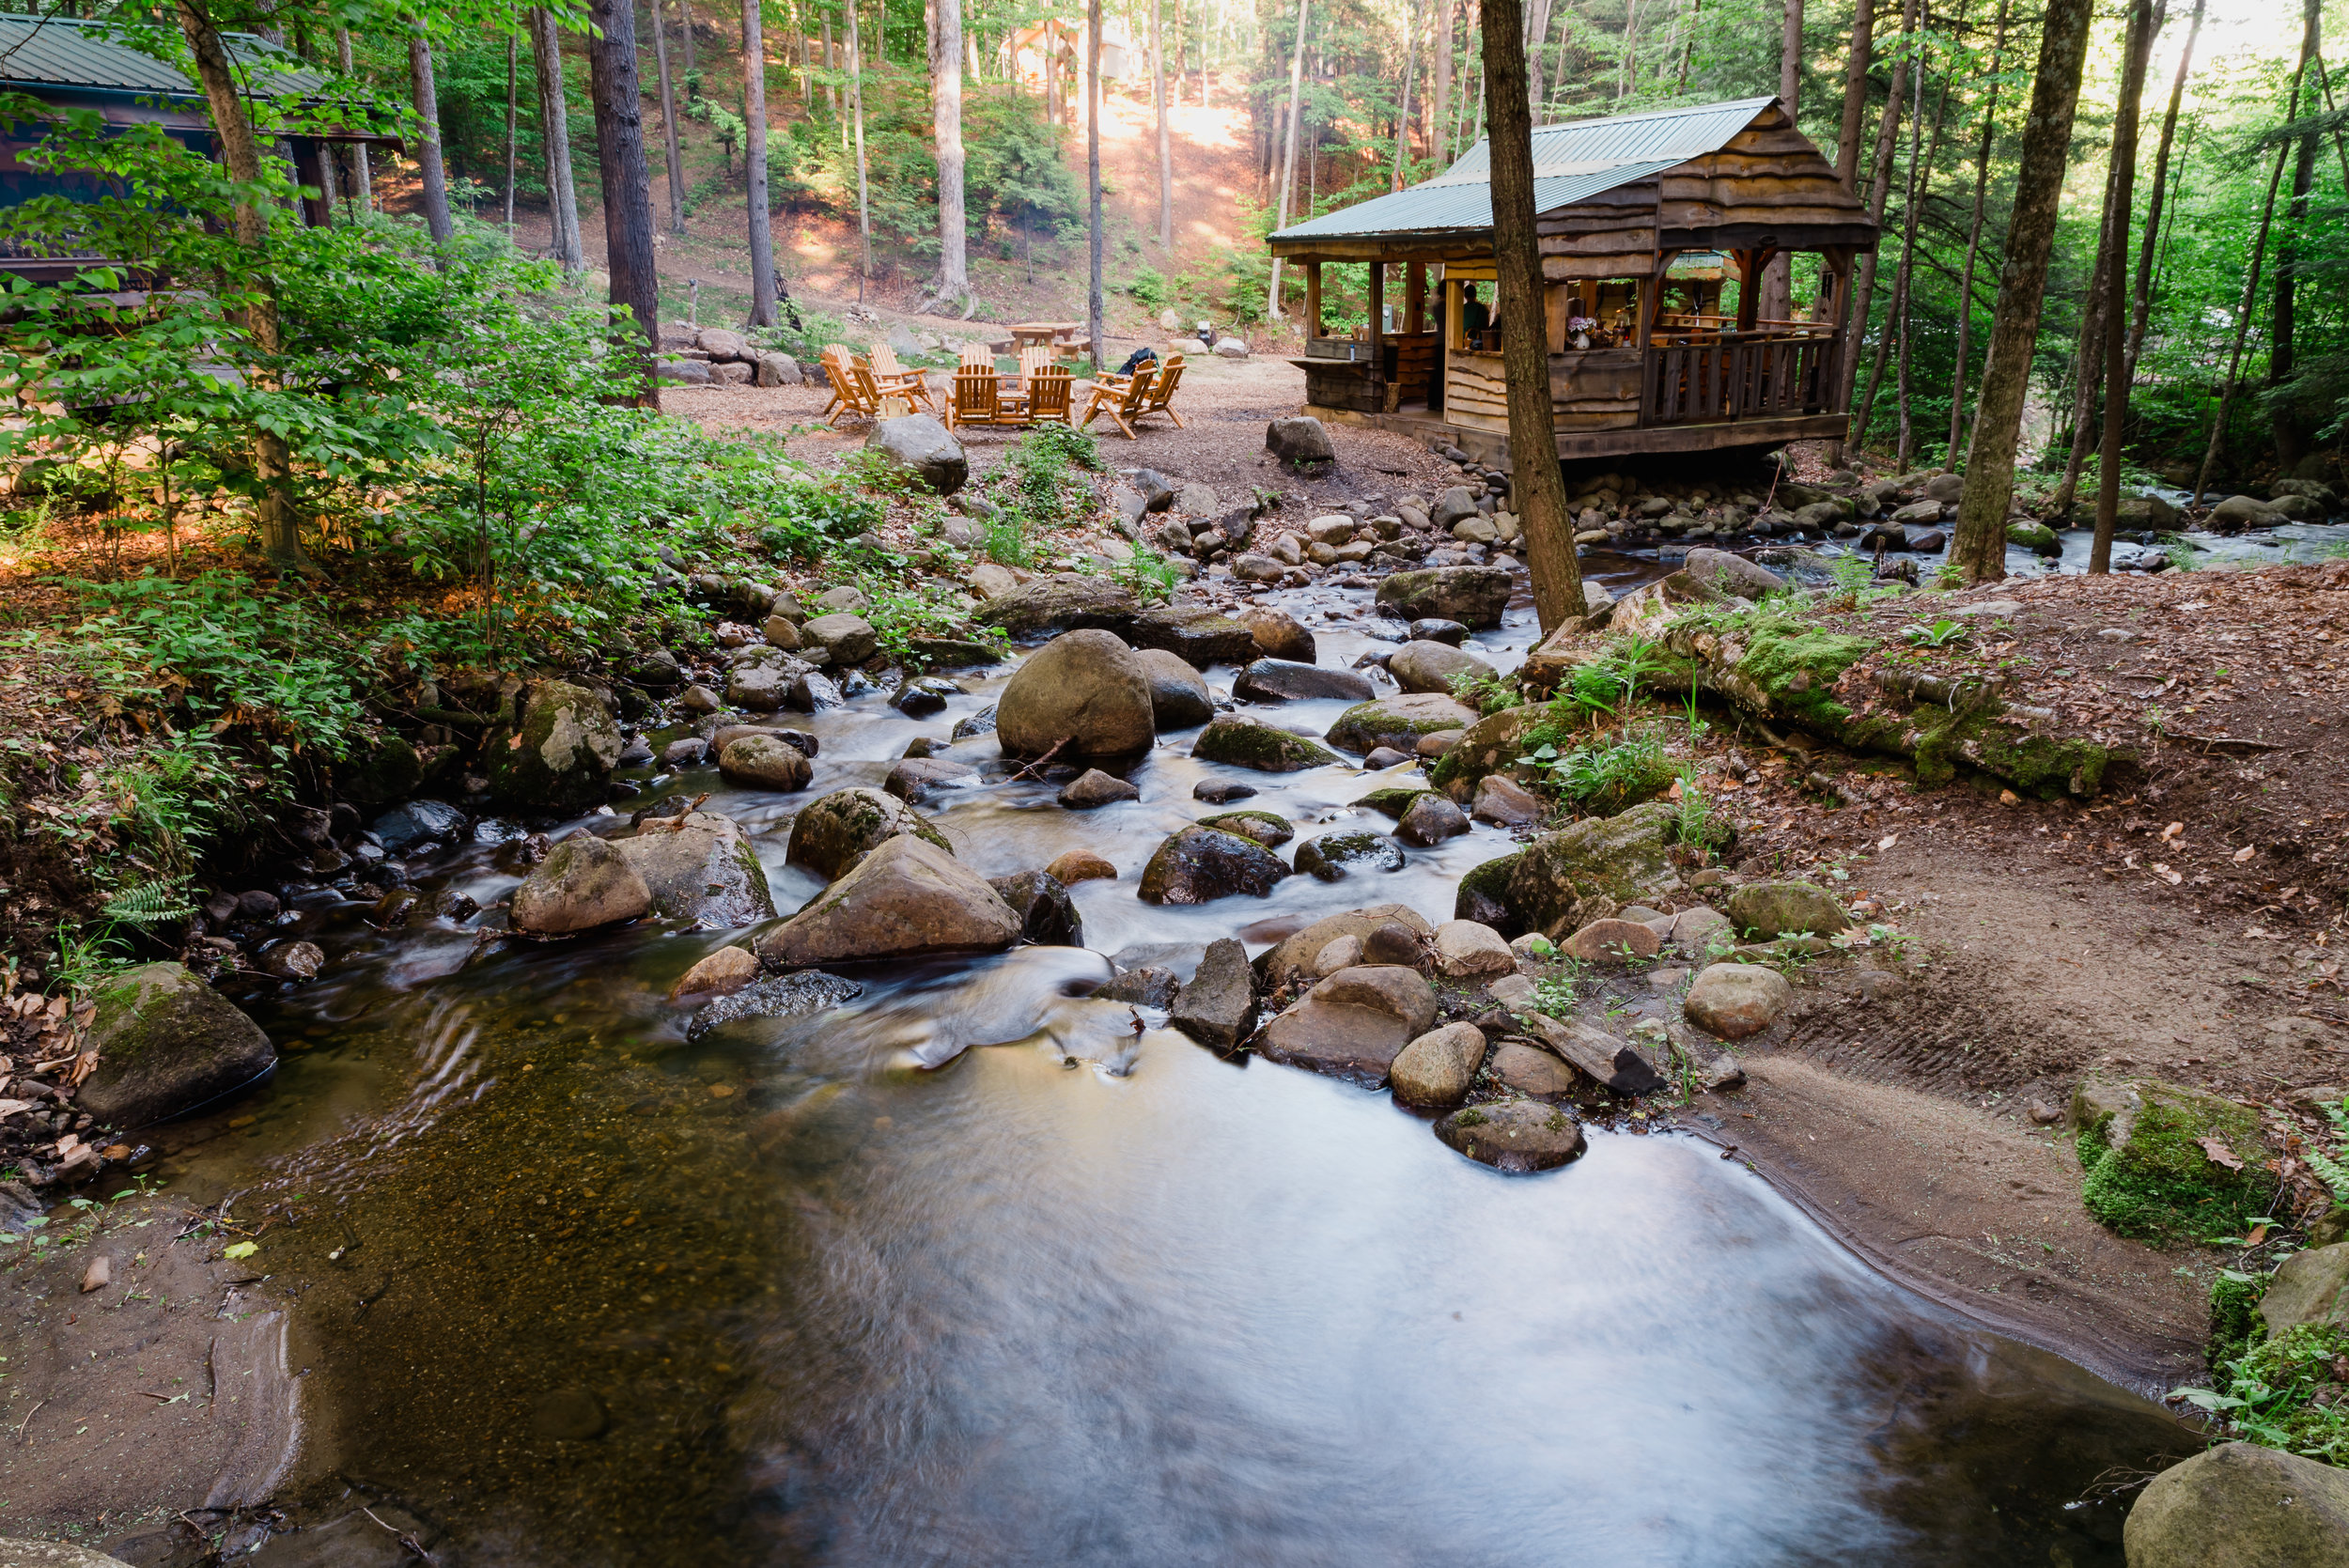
{"left": 858, "top": 576, "right": 999, "bottom": 665}
{"left": 1531, "top": 729, "right": 1678, "bottom": 816}
{"left": 1902, "top": 618, "right": 1971, "bottom": 648}
{"left": 754, "top": 470, "right": 890, "bottom": 559}
{"left": 1675, "top": 776, "right": 1721, "bottom": 861}
{"left": 1530, "top": 964, "right": 1583, "bottom": 1017}
{"left": 1109, "top": 547, "right": 1179, "bottom": 603}
{"left": 982, "top": 425, "right": 1104, "bottom": 540}
{"left": 2209, "top": 1267, "right": 2272, "bottom": 1372}
{"left": 981, "top": 508, "right": 1034, "bottom": 567}
{"left": 2076, "top": 1085, "right": 2271, "bottom": 1243}
{"left": 1128, "top": 267, "right": 1172, "bottom": 311}
{"left": 2178, "top": 1321, "right": 2349, "bottom": 1465}
{"left": 1447, "top": 668, "right": 1522, "bottom": 717}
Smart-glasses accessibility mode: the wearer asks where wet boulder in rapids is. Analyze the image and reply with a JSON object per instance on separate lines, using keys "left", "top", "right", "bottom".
{"left": 995, "top": 629, "right": 1156, "bottom": 760}
{"left": 1133, "top": 647, "right": 1215, "bottom": 729}
{"left": 511, "top": 833, "right": 655, "bottom": 934}
{"left": 1137, "top": 826, "right": 1292, "bottom": 905}
{"left": 1373, "top": 565, "right": 1514, "bottom": 629}
{"left": 753, "top": 835, "right": 1023, "bottom": 969}
{"left": 613, "top": 811, "right": 777, "bottom": 927}
{"left": 788, "top": 787, "right": 952, "bottom": 880}
{"left": 1191, "top": 714, "right": 1341, "bottom": 771}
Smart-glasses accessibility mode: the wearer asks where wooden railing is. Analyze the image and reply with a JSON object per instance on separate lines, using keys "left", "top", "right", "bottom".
{"left": 1641, "top": 331, "right": 1839, "bottom": 427}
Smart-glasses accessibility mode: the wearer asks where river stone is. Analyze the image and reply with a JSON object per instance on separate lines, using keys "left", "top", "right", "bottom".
{"left": 1326, "top": 692, "right": 1479, "bottom": 755}
{"left": 1355, "top": 785, "right": 1435, "bottom": 820}
{"left": 1171, "top": 937, "right": 1256, "bottom": 1049}
{"left": 1683, "top": 962, "right": 1793, "bottom": 1040}
{"left": 1197, "top": 809, "right": 1293, "bottom": 847}
{"left": 2006, "top": 520, "right": 2062, "bottom": 555}
{"left": 1138, "top": 826, "right": 1292, "bottom": 905}
{"left": 1233, "top": 660, "right": 1377, "bottom": 704}
{"left": 1504, "top": 800, "right": 1680, "bottom": 934}
{"left": 1045, "top": 848, "right": 1116, "bottom": 884}
{"left": 711, "top": 723, "right": 818, "bottom": 758}
{"left": 1240, "top": 606, "right": 1315, "bottom": 662}
{"left": 719, "top": 735, "right": 813, "bottom": 792}
{"left": 1192, "top": 714, "right": 1341, "bottom": 771}
{"left": 1295, "top": 831, "right": 1406, "bottom": 881}
{"left": 974, "top": 574, "right": 1139, "bottom": 639}
{"left": 1472, "top": 774, "right": 1545, "bottom": 827}
{"left": 1391, "top": 1022, "right": 1489, "bottom": 1108}
{"left": 613, "top": 811, "right": 776, "bottom": 926}
{"left": 2124, "top": 1443, "right": 2349, "bottom": 1568}
{"left": 1433, "top": 919, "right": 1515, "bottom": 978}
{"left": 885, "top": 755, "right": 982, "bottom": 803}
{"left": 997, "top": 629, "right": 1155, "bottom": 760}
{"left": 1097, "top": 966, "right": 1179, "bottom": 1008}
{"left": 78, "top": 962, "right": 275, "bottom": 1130}
{"left": 510, "top": 833, "right": 655, "bottom": 935}
{"left": 1314, "top": 936, "right": 1364, "bottom": 976}
{"left": 1560, "top": 917, "right": 1663, "bottom": 964}
{"left": 1256, "top": 966, "right": 1439, "bottom": 1084}
{"left": 1431, "top": 705, "right": 1545, "bottom": 801}
{"left": 1265, "top": 415, "right": 1335, "bottom": 463}
{"left": 2258, "top": 1240, "right": 2349, "bottom": 1336}
{"left": 788, "top": 787, "right": 951, "bottom": 879}
{"left": 2210, "top": 494, "right": 2281, "bottom": 529}
{"left": 1682, "top": 548, "right": 1787, "bottom": 599}
{"left": 1726, "top": 880, "right": 1852, "bottom": 939}
{"left": 1130, "top": 606, "right": 1259, "bottom": 667}
{"left": 1134, "top": 646, "right": 1215, "bottom": 729}
{"left": 1373, "top": 565, "right": 1514, "bottom": 629}
{"left": 1396, "top": 794, "right": 1470, "bottom": 846}
{"left": 1059, "top": 768, "right": 1141, "bottom": 808}
{"left": 1258, "top": 905, "right": 1436, "bottom": 994}
{"left": 0, "top": 1544, "right": 143, "bottom": 1568}
{"left": 669, "top": 943, "right": 761, "bottom": 1002}
{"left": 988, "top": 870, "right": 1083, "bottom": 946}
{"left": 753, "top": 835, "right": 1022, "bottom": 969}
{"left": 1388, "top": 640, "right": 1494, "bottom": 694}
{"left": 488, "top": 679, "right": 624, "bottom": 813}
{"left": 891, "top": 675, "right": 959, "bottom": 717}
{"left": 685, "top": 970, "right": 865, "bottom": 1042}
{"left": 371, "top": 799, "right": 468, "bottom": 855}
{"left": 865, "top": 413, "right": 968, "bottom": 495}
{"left": 1490, "top": 1041, "right": 1579, "bottom": 1101}
{"left": 1435, "top": 1099, "right": 1588, "bottom": 1172}
{"left": 802, "top": 613, "right": 879, "bottom": 664}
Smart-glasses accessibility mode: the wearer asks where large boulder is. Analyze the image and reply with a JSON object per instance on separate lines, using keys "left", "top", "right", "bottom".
{"left": 865, "top": 414, "right": 967, "bottom": 495}
{"left": 1239, "top": 606, "right": 1315, "bottom": 663}
{"left": 1134, "top": 647, "right": 1215, "bottom": 729}
{"left": 1294, "top": 831, "right": 1406, "bottom": 881}
{"left": 1682, "top": 962, "right": 1793, "bottom": 1040}
{"left": 613, "top": 811, "right": 776, "bottom": 927}
{"left": 2125, "top": 1443, "right": 2349, "bottom": 1567}
{"left": 1233, "top": 660, "right": 1377, "bottom": 703}
{"left": 511, "top": 832, "right": 655, "bottom": 934}
{"left": 1430, "top": 705, "right": 1546, "bottom": 801}
{"left": 752, "top": 835, "right": 1022, "bottom": 969}
{"left": 1137, "top": 826, "right": 1292, "bottom": 905}
{"left": 885, "top": 754, "right": 982, "bottom": 803}
{"left": 1192, "top": 714, "right": 1341, "bottom": 771}
{"left": 1374, "top": 566, "right": 1514, "bottom": 629}
{"left": 1682, "top": 548, "right": 1787, "bottom": 600}
{"left": 1726, "top": 880, "right": 1851, "bottom": 939}
{"left": 996, "top": 629, "right": 1155, "bottom": 760}
{"left": 1435, "top": 1099, "right": 1588, "bottom": 1172}
{"left": 2071, "top": 1077, "right": 2266, "bottom": 1239}
{"left": 1265, "top": 416, "right": 1335, "bottom": 464}
{"left": 1198, "top": 808, "right": 1294, "bottom": 846}
{"left": 2210, "top": 494, "right": 2282, "bottom": 529}
{"left": 488, "top": 680, "right": 623, "bottom": 813}
{"left": 1128, "top": 606, "right": 1259, "bottom": 666}
{"left": 1255, "top": 966, "right": 1439, "bottom": 1085}
{"left": 1171, "top": 937, "right": 1257, "bottom": 1049}
{"left": 973, "top": 574, "right": 1140, "bottom": 640}
{"left": 78, "top": 963, "right": 275, "bottom": 1130}
{"left": 1503, "top": 800, "right": 1681, "bottom": 933}
{"left": 719, "top": 734, "right": 813, "bottom": 792}
{"left": 1256, "top": 905, "right": 1435, "bottom": 994}
{"left": 1325, "top": 692, "right": 1480, "bottom": 755}
{"left": 1389, "top": 640, "right": 1494, "bottom": 694}
{"left": 1391, "top": 1022, "right": 1489, "bottom": 1108}
{"left": 786, "top": 787, "right": 950, "bottom": 880}
{"left": 370, "top": 799, "right": 468, "bottom": 856}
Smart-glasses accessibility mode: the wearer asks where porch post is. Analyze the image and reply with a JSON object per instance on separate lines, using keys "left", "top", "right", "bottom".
{"left": 1366, "top": 260, "right": 1386, "bottom": 386}
{"left": 1305, "top": 260, "right": 1323, "bottom": 342}
{"left": 1404, "top": 260, "right": 1426, "bottom": 334}
{"left": 289, "top": 137, "right": 334, "bottom": 227}
{"left": 1735, "top": 248, "right": 1773, "bottom": 332}
{"left": 1824, "top": 246, "right": 1855, "bottom": 411}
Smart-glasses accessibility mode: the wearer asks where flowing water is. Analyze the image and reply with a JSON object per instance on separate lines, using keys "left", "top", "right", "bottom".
{"left": 151, "top": 584, "right": 2200, "bottom": 1566}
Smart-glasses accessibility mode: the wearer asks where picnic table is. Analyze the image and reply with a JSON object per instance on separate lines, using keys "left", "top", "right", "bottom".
{"left": 1008, "top": 320, "right": 1082, "bottom": 351}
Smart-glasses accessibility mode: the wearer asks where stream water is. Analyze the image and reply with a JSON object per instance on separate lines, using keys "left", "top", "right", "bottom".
{"left": 149, "top": 582, "right": 2201, "bottom": 1566}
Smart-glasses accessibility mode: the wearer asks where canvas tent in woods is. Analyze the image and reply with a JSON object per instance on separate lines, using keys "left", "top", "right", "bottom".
{"left": 1268, "top": 96, "right": 1881, "bottom": 466}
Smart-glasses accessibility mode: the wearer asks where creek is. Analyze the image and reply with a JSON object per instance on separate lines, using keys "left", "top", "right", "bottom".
{"left": 152, "top": 583, "right": 2195, "bottom": 1566}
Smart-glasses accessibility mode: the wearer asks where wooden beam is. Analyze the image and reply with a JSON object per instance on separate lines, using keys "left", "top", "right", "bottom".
{"left": 1305, "top": 260, "right": 1322, "bottom": 342}
{"left": 1405, "top": 260, "right": 1426, "bottom": 334}
{"left": 1366, "top": 261, "right": 1385, "bottom": 384}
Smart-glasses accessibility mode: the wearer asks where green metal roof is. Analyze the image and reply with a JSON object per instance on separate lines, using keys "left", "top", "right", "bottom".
{"left": 0, "top": 14, "right": 332, "bottom": 101}
{"left": 1272, "top": 96, "right": 1777, "bottom": 242}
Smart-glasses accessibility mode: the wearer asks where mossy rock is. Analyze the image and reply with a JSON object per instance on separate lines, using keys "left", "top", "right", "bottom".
{"left": 1197, "top": 809, "right": 1294, "bottom": 846}
{"left": 1455, "top": 850, "right": 1525, "bottom": 935}
{"left": 1354, "top": 785, "right": 1435, "bottom": 818}
{"left": 1325, "top": 692, "right": 1480, "bottom": 755}
{"left": 1504, "top": 800, "right": 1680, "bottom": 935}
{"left": 1191, "top": 714, "right": 1341, "bottom": 771}
{"left": 1428, "top": 705, "right": 1545, "bottom": 799}
{"left": 1733, "top": 629, "right": 1874, "bottom": 736}
{"left": 78, "top": 962, "right": 275, "bottom": 1130}
{"left": 2072, "top": 1078, "right": 2266, "bottom": 1243}
{"left": 488, "top": 679, "right": 624, "bottom": 813}
{"left": 2007, "top": 520, "right": 2062, "bottom": 555}
{"left": 787, "top": 787, "right": 952, "bottom": 880}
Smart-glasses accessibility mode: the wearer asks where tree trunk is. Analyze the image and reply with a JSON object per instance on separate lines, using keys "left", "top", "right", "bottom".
{"left": 1947, "top": 0, "right": 2010, "bottom": 458}
{"left": 504, "top": 34, "right": 520, "bottom": 230}
{"left": 822, "top": 16, "right": 837, "bottom": 116}
{"left": 1479, "top": 0, "right": 1581, "bottom": 633}
{"left": 2269, "top": 0, "right": 2322, "bottom": 470}
{"left": 846, "top": 0, "right": 872, "bottom": 298}
{"left": 2046, "top": 183, "right": 2117, "bottom": 514}
{"left": 336, "top": 27, "right": 373, "bottom": 210}
{"left": 1832, "top": 0, "right": 1875, "bottom": 188}
{"left": 2123, "top": 0, "right": 2201, "bottom": 385}
{"left": 1392, "top": 0, "right": 1420, "bottom": 190}
{"left": 531, "top": 8, "right": 585, "bottom": 272}
{"left": 1153, "top": 0, "right": 1172, "bottom": 244}
{"left": 410, "top": 28, "right": 455, "bottom": 243}
{"left": 1524, "top": 0, "right": 1553, "bottom": 110}
{"left": 176, "top": 0, "right": 303, "bottom": 567}
{"left": 1267, "top": 0, "right": 1310, "bottom": 318}
{"left": 2192, "top": 116, "right": 2296, "bottom": 500}
{"left": 934, "top": 0, "right": 968, "bottom": 295}
{"left": 1890, "top": 24, "right": 1929, "bottom": 465}
{"left": 586, "top": 0, "right": 662, "bottom": 403}
{"left": 2091, "top": 0, "right": 2155, "bottom": 573}
{"left": 1947, "top": 0, "right": 2097, "bottom": 584}
{"left": 1087, "top": 0, "right": 1105, "bottom": 375}
{"left": 745, "top": 0, "right": 778, "bottom": 324}
{"left": 651, "top": 0, "right": 687, "bottom": 231}
{"left": 680, "top": 0, "right": 696, "bottom": 73}
{"left": 1432, "top": 0, "right": 1452, "bottom": 161}
{"left": 1757, "top": 0, "right": 1801, "bottom": 321}
{"left": 1831, "top": 0, "right": 1911, "bottom": 455}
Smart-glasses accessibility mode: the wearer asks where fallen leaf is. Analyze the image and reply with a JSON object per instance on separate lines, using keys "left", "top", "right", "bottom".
{"left": 221, "top": 1241, "right": 257, "bottom": 1261}
{"left": 2161, "top": 822, "right": 2185, "bottom": 842}
{"left": 2152, "top": 862, "right": 2184, "bottom": 885}
{"left": 1998, "top": 789, "right": 2019, "bottom": 806}
{"left": 1878, "top": 834, "right": 1899, "bottom": 850}
{"left": 2197, "top": 1137, "right": 2245, "bottom": 1171}
{"left": 2247, "top": 1223, "right": 2270, "bottom": 1247}
{"left": 2233, "top": 846, "right": 2258, "bottom": 862}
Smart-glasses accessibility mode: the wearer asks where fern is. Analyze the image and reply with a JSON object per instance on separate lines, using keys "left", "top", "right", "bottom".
{"left": 100, "top": 880, "right": 196, "bottom": 928}
{"left": 2314, "top": 1098, "right": 2349, "bottom": 1204}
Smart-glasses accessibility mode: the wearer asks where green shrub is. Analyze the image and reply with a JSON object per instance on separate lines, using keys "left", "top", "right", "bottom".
{"left": 1128, "top": 267, "right": 1172, "bottom": 311}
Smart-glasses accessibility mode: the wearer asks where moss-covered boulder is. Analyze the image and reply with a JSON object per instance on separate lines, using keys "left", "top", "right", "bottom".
{"left": 1374, "top": 565, "right": 1514, "bottom": 629}
{"left": 1455, "top": 851, "right": 1524, "bottom": 933}
{"left": 972, "top": 573, "right": 1139, "bottom": 641}
{"left": 1504, "top": 800, "right": 1680, "bottom": 935}
{"left": 614, "top": 811, "right": 776, "bottom": 927}
{"left": 1725, "top": 880, "right": 1852, "bottom": 939}
{"left": 1197, "top": 809, "right": 1294, "bottom": 846}
{"left": 1325, "top": 692, "right": 1480, "bottom": 756}
{"left": 1137, "top": 826, "right": 1293, "bottom": 905}
{"left": 787, "top": 787, "right": 951, "bottom": 880}
{"left": 2125, "top": 1443, "right": 2349, "bottom": 1568}
{"left": 1429, "top": 705, "right": 1547, "bottom": 800}
{"left": 488, "top": 680, "right": 623, "bottom": 813}
{"left": 512, "top": 832, "right": 656, "bottom": 933}
{"left": 1354, "top": 785, "right": 1435, "bottom": 818}
{"left": 2007, "top": 520, "right": 2063, "bottom": 556}
{"left": 339, "top": 733, "right": 425, "bottom": 806}
{"left": 1294, "top": 831, "right": 1407, "bottom": 881}
{"left": 79, "top": 962, "right": 275, "bottom": 1130}
{"left": 2070, "top": 1078, "right": 2266, "bottom": 1241}
{"left": 1191, "top": 714, "right": 1341, "bottom": 771}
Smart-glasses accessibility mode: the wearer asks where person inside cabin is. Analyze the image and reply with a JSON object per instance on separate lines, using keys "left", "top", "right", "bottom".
{"left": 1460, "top": 284, "right": 1490, "bottom": 342}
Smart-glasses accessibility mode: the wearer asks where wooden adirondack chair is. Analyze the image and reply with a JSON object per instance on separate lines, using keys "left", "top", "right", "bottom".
{"left": 959, "top": 340, "right": 994, "bottom": 369}
{"left": 1079, "top": 364, "right": 1157, "bottom": 438}
{"left": 820, "top": 345, "right": 879, "bottom": 426}
{"left": 945, "top": 366, "right": 1009, "bottom": 429}
{"left": 1025, "top": 365, "right": 1073, "bottom": 426}
{"left": 1131, "top": 353, "right": 1187, "bottom": 429}
{"left": 867, "top": 342, "right": 936, "bottom": 411}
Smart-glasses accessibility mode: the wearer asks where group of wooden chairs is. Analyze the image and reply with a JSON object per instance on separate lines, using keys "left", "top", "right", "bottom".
{"left": 818, "top": 339, "right": 1189, "bottom": 439}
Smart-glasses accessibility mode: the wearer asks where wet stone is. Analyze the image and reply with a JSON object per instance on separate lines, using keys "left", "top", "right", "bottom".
{"left": 1435, "top": 1099, "right": 1588, "bottom": 1172}
{"left": 685, "top": 970, "right": 866, "bottom": 1040}
{"left": 1295, "top": 831, "right": 1407, "bottom": 882}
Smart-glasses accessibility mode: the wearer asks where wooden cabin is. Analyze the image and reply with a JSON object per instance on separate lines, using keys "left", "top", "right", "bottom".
{"left": 1268, "top": 97, "right": 1878, "bottom": 468}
